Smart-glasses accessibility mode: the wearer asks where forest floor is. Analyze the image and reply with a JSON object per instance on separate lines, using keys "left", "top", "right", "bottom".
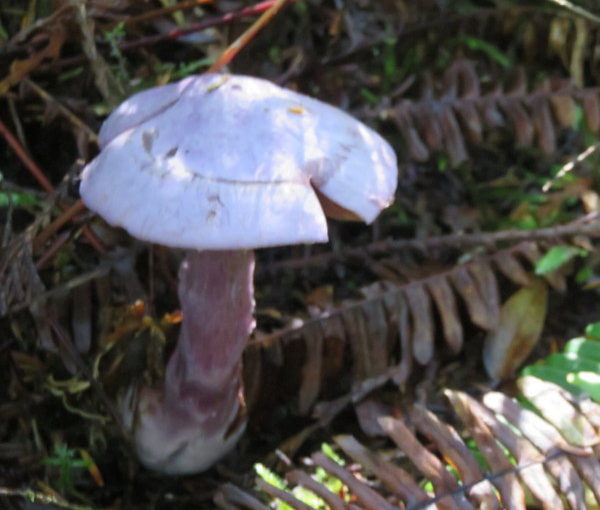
{"left": 2, "top": 1, "right": 600, "bottom": 509}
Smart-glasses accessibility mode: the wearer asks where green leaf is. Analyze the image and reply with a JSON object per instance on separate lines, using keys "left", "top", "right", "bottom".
{"left": 321, "top": 442, "right": 344, "bottom": 465}
{"left": 0, "top": 192, "right": 40, "bottom": 208}
{"left": 567, "top": 372, "right": 600, "bottom": 402}
{"left": 459, "top": 35, "right": 511, "bottom": 68}
{"left": 585, "top": 322, "right": 600, "bottom": 340}
{"left": 359, "top": 88, "right": 379, "bottom": 105}
{"left": 534, "top": 245, "right": 587, "bottom": 275}
{"left": 254, "top": 463, "right": 287, "bottom": 490}
{"left": 575, "top": 265, "right": 593, "bottom": 283}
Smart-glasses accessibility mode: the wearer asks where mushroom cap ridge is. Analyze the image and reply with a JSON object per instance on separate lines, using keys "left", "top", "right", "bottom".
{"left": 80, "top": 74, "right": 398, "bottom": 250}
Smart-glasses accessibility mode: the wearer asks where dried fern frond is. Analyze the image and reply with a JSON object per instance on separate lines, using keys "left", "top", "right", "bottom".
{"left": 245, "top": 241, "right": 570, "bottom": 417}
{"left": 385, "top": 59, "right": 600, "bottom": 165}
{"left": 216, "top": 377, "right": 600, "bottom": 509}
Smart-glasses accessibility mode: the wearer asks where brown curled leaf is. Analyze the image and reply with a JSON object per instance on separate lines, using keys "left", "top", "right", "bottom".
{"left": 286, "top": 470, "right": 347, "bottom": 510}
{"left": 0, "top": 25, "right": 67, "bottom": 95}
{"left": 445, "top": 390, "right": 527, "bottom": 510}
{"left": 297, "top": 322, "right": 324, "bottom": 414}
{"left": 454, "top": 102, "right": 483, "bottom": 144}
{"left": 415, "top": 105, "right": 445, "bottom": 151}
{"left": 410, "top": 405, "right": 500, "bottom": 510}
{"left": 215, "top": 483, "right": 270, "bottom": 510}
{"left": 361, "top": 299, "right": 391, "bottom": 376}
{"left": 452, "top": 392, "right": 565, "bottom": 510}
{"left": 334, "top": 434, "right": 428, "bottom": 507}
{"left": 549, "top": 94, "right": 576, "bottom": 128}
{"left": 582, "top": 89, "right": 600, "bottom": 132}
{"left": 449, "top": 266, "right": 494, "bottom": 330}
{"left": 483, "top": 392, "right": 588, "bottom": 510}
{"left": 255, "top": 477, "right": 314, "bottom": 510}
{"left": 379, "top": 416, "right": 475, "bottom": 510}
{"left": 529, "top": 95, "right": 556, "bottom": 155}
{"left": 467, "top": 260, "right": 500, "bottom": 330}
{"left": 386, "top": 292, "right": 412, "bottom": 385}
{"left": 492, "top": 251, "right": 532, "bottom": 286}
{"left": 342, "top": 306, "right": 374, "bottom": 380}
{"left": 479, "top": 87, "right": 505, "bottom": 128}
{"left": 426, "top": 275, "right": 463, "bottom": 353}
{"left": 392, "top": 103, "right": 430, "bottom": 161}
{"left": 500, "top": 97, "right": 535, "bottom": 147}
{"left": 404, "top": 284, "right": 435, "bottom": 365}
{"left": 440, "top": 106, "right": 469, "bottom": 166}
{"left": 312, "top": 451, "right": 398, "bottom": 510}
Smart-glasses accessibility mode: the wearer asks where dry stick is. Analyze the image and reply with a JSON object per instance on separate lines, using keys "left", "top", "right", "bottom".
{"left": 263, "top": 214, "right": 600, "bottom": 273}
{"left": 207, "top": 0, "right": 291, "bottom": 73}
{"left": 0, "top": 119, "right": 54, "bottom": 193}
{"left": 24, "top": 79, "right": 98, "bottom": 143}
{"left": 546, "top": 0, "right": 600, "bottom": 23}
{"left": 0, "top": 487, "right": 92, "bottom": 510}
{"left": 115, "top": 0, "right": 214, "bottom": 27}
{"left": 33, "top": 199, "right": 86, "bottom": 252}
{"left": 542, "top": 142, "right": 600, "bottom": 192}
{"left": 49, "top": 321, "right": 129, "bottom": 440}
{"left": 42, "top": 0, "right": 300, "bottom": 73}
{"left": 0, "top": 119, "right": 105, "bottom": 253}
{"left": 35, "top": 232, "right": 71, "bottom": 269}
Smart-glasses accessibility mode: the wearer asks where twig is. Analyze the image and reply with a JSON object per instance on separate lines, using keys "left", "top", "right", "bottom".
{"left": 262, "top": 214, "right": 600, "bottom": 274}
{"left": 114, "top": 0, "right": 214, "bottom": 27}
{"left": 49, "top": 321, "right": 129, "bottom": 441}
{"left": 0, "top": 119, "right": 105, "bottom": 253}
{"left": 0, "top": 119, "right": 54, "bottom": 193}
{"left": 208, "top": 0, "right": 291, "bottom": 72}
{"left": 43, "top": 0, "right": 300, "bottom": 73}
{"left": 35, "top": 232, "right": 71, "bottom": 269}
{"left": 545, "top": 0, "right": 600, "bottom": 23}
{"left": 24, "top": 79, "right": 98, "bottom": 143}
{"left": 0, "top": 487, "right": 92, "bottom": 510}
{"left": 33, "top": 199, "right": 87, "bottom": 252}
{"left": 542, "top": 142, "right": 600, "bottom": 192}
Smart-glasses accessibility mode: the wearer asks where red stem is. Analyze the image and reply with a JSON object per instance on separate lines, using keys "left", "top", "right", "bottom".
{"left": 0, "top": 118, "right": 54, "bottom": 193}
{"left": 0, "top": 119, "right": 106, "bottom": 253}
{"left": 43, "top": 0, "right": 299, "bottom": 73}
{"left": 208, "top": 0, "right": 291, "bottom": 73}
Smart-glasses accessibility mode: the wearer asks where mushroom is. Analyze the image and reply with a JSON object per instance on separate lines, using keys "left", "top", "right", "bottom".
{"left": 80, "top": 74, "right": 398, "bottom": 474}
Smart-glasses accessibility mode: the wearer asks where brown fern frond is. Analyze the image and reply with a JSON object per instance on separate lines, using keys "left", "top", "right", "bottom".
{"left": 386, "top": 59, "right": 600, "bottom": 165}
{"left": 245, "top": 241, "right": 566, "bottom": 417}
{"left": 217, "top": 381, "right": 600, "bottom": 509}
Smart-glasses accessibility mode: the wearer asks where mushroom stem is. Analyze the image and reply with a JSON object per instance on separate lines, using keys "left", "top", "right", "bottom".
{"left": 130, "top": 250, "right": 255, "bottom": 474}
{"left": 167, "top": 249, "right": 255, "bottom": 428}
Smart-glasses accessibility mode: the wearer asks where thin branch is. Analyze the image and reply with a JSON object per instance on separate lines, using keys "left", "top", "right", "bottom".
{"left": 43, "top": 0, "right": 300, "bottom": 73}
{"left": 263, "top": 214, "right": 600, "bottom": 274}
{"left": 208, "top": 0, "right": 291, "bottom": 73}
{"left": 0, "top": 487, "right": 92, "bottom": 510}
{"left": 542, "top": 142, "right": 600, "bottom": 192}
{"left": 0, "top": 119, "right": 105, "bottom": 253}
{"left": 24, "top": 79, "right": 98, "bottom": 143}
{"left": 49, "top": 321, "right": 129, "bottom": 441}
{"left": 113, "top": 0, "right": 214, "bottom": 27}
{"left": 33, "top": 199, "right": 87, "bottom": 252}
{"left": 0, "top": 118, "right": 54, "bottom": 193}
{"left": 545, "top": 0, "right": 600, "bottom": 23}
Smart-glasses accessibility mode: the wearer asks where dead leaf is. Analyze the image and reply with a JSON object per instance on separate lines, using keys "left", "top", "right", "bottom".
{"left": 483, "top": 278, "right": 548, "bottom": 380}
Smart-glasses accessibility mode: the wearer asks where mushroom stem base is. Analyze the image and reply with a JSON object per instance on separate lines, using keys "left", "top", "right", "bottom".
{"left": 127, "top": 249, "right": 255, "bottom": 474}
